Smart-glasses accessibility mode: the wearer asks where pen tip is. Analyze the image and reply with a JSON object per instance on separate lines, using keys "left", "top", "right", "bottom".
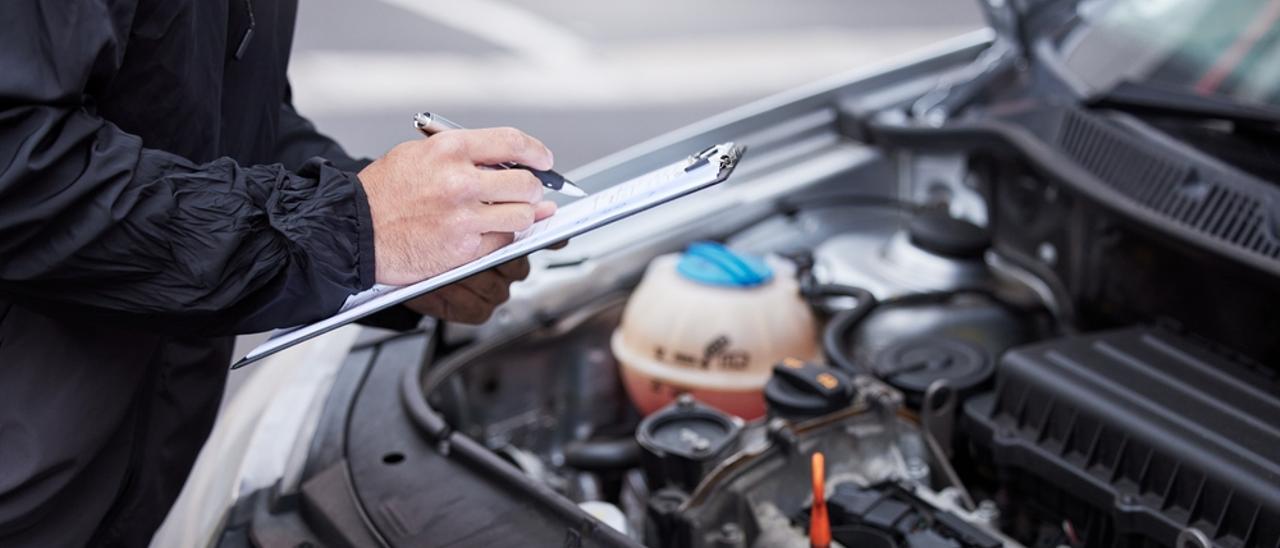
{"left": 561, "top": 182, "right": 588, "bottom": 197}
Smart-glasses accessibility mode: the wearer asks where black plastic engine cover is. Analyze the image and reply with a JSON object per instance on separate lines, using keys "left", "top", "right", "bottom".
{"left": 963, "top": 327, "right": 1280, "bottom": 548}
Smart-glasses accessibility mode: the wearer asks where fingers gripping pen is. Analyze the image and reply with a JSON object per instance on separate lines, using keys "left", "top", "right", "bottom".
{"left": 413, "top": 112, "right": 588, "bottom": 198}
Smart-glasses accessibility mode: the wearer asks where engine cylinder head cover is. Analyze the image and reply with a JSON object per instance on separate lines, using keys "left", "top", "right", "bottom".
{"left": 635, "top": 395, "right": 743, "bottom": 492}
{"left": 612, "top": 242, "right": 818, "bottom": 418}
{"left": 871, "top": 336, "right": 993, "bottom": 408}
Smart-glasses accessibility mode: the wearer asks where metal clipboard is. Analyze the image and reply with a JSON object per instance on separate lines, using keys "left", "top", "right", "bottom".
{"left": 234, "top": 142, "right": 746, "bottom": 368}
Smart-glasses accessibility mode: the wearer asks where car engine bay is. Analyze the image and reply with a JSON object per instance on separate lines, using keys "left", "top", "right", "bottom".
{"left": 218, "top": 22, "right": 1280, "bottom": 548}
{"left": 410, "top": 184, "right": 1277, "bottom": 548}
{"left": 424, "top": 200, "right": 1048, "bottom": 547}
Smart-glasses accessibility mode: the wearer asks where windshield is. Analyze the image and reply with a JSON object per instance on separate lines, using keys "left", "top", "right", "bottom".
{"left": 1055, "top": 0, "right": 1280, "bottom": 107}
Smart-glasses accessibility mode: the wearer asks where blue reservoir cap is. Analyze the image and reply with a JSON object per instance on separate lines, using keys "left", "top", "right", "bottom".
{"left": 676, "top": 241, "right": 773, "bottom": 288}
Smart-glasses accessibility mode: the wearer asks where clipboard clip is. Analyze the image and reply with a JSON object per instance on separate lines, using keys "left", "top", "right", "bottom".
{"left": 684, "top": 142, "right": 742, "bottom": 173}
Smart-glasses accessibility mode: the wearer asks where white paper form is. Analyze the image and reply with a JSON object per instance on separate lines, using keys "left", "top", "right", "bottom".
{"left": 235, "top": 142, "right": 743, "bottom": 367}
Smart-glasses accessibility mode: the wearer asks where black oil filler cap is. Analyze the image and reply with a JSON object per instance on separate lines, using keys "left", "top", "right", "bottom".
{"left": 764, "top": 358, "right": 856, "bottom": 421}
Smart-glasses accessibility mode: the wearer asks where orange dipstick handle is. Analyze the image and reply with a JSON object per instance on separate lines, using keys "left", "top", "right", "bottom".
{"left": 810, "top": 452, "right": 831, "bottom": 548}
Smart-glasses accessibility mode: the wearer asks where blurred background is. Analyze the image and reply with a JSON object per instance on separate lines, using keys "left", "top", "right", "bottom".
{"left": 289, "top": 0, "right": 984, "bottom": 169}
{"left": 230, "top": 0, "right": 984, "bottom": 369}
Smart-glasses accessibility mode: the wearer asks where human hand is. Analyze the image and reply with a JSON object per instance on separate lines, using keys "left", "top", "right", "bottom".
{"left": 358, "top": 127, "right": 557, "bottom": 285}
{"left": 403, "top": 238, "right": 569, "bottom": 324}
{"left": 403, "top": 256, "right": 531, "bottom": 324}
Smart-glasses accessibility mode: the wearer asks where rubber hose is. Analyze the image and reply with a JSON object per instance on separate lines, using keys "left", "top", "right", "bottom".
{"left": 563, "top": 438, "right": 643, "bottom": 471}
{"left": 811, "top": 284, "right": 878, "bottom": 374}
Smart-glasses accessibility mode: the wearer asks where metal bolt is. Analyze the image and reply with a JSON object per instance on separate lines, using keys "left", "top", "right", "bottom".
{"left": 1037, "top": 242, "right": 1058, "bottom": 266}
{"left": 1176, "top": 527, "right": 1211, "bottom": 548}
{"left": 974, "top": 500, "right": 1000, "bottom": 524}
{"left": 904, "top": 457, "right": 930, "bottom": 483}
{"left": 707, "top": 523, "right": 745, "bottom": 548}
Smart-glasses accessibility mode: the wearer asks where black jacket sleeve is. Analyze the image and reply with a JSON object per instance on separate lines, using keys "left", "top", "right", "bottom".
{"left": 271, "top": 89, "right": 424, "bottom": 331}
{"left": 0, "top": 4, "right": 376, "bottom": 335}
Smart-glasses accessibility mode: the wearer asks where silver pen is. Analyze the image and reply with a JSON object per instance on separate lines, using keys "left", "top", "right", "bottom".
{"left": 413, "top": 112, "right": 588, "bottom": 198}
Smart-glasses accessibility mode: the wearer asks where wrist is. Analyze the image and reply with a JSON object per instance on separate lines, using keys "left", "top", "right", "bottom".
{"left": 349, "top": 169, "right": 378, "bottom": 290}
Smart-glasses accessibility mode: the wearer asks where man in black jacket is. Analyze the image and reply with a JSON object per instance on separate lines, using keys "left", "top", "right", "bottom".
{"left": 0, "top": 1, "right": 557, "bottom": 545}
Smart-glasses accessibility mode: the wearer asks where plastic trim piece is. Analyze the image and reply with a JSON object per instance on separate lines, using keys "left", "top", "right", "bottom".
{"left": 867, "top": 106, "right": 1280, "bottom": 279}
{"left": 964, "top": 327, "right": 1280, "bottom": 547}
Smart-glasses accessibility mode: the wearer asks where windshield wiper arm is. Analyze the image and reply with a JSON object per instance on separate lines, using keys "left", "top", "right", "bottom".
{"left": 1088, "top": 80, "right": 1280, "bottom": 130}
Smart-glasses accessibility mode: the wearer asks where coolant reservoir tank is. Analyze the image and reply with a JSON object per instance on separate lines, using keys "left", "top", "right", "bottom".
{"left": 611, "top": 242, "right": 818, "bottom": 419}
